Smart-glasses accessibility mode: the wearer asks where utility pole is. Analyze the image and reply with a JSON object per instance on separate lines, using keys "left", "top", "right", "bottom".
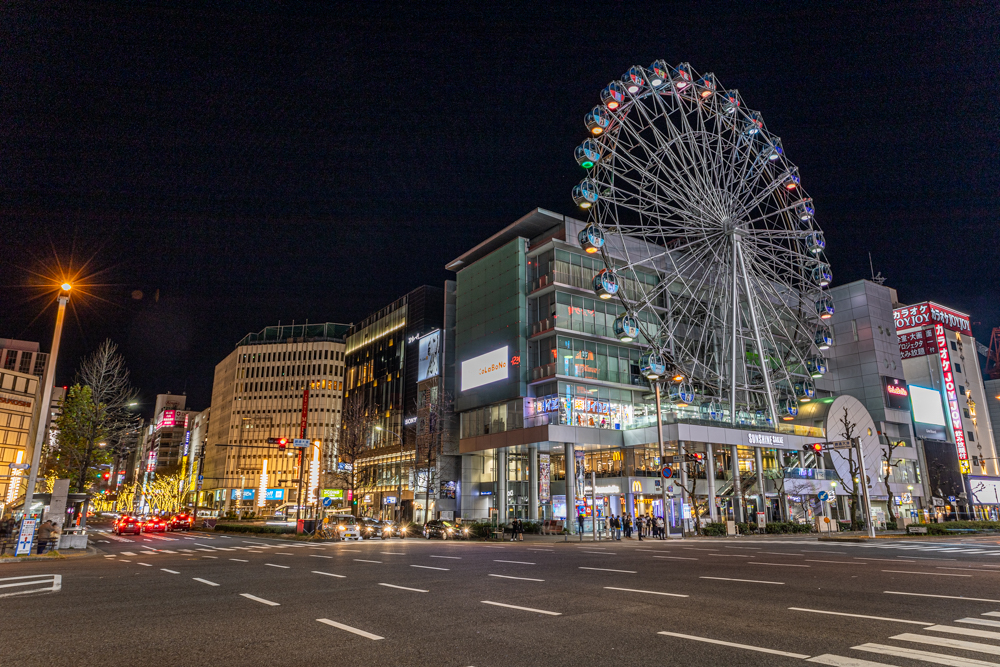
{"left": 21, "top": 283, "right": 70, "bottom": 526}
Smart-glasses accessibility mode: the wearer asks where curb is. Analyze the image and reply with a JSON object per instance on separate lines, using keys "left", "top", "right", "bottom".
{"left": 0, "top": 546, "right": 103, "bottom": 563}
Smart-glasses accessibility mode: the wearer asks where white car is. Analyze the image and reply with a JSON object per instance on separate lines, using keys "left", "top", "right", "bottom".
{"left": 333, "top": 516, "right": 362, "bottom": 541}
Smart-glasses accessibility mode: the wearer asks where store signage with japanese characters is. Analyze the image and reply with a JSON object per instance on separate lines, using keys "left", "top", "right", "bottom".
{"left": 898, "top": 327, "right": 936, "bottom": 359}
{"left": 893, "top": 302, "right": 971, "bottom": 334}
{"left": 934, "top": 323, "right": 970, "bottom": 473}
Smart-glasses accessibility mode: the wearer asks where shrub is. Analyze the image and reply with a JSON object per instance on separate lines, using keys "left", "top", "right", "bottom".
{"left": 701, "top": 522, "right": 726, "bottom": 537}
{"left": 924, "top": 521, "right": 1000, "bottom": 535}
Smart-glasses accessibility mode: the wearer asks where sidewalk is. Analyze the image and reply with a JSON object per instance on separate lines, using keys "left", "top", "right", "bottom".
{"left": 0, "top": 546, "right": 102, "bottom": 563}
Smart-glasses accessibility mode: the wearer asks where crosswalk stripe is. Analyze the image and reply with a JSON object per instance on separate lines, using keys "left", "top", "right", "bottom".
{"left": 806, "top": 654, "right": 901, "bottom": 666}
{"left": 121, "top": 551, "right": 136, "bottom": 556}
{"left": 855, "top": 641, "right": 1000, "bottom": 666}
{"left": 891, "top": 632, "right": 1000, "bottom": 656}
{"left": 956, "top": 618, "right": 1000, "bottom": 628}
{"left": 926, "top": 624, "right": 1000, "bottom": 641}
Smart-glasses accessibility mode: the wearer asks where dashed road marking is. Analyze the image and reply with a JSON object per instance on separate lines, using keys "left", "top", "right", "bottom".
{"left": 656, "top": 630, "right": 809, "bottom": 659}
{"left": 193, "top": 578, "right": 219, "bottom": 586}
{"left": 481, "top": 600, "right": 560, "bottom": 616}
{"left": 379, "top": 583, "right": 427, "bottom": 593}
{"left": 605, "top": 587, "right": 687, "bottom": 598}
{"left": 317, "top": 618, "right": 383, "bottom": 640}
{"left": 240, "top": 593, "right": 279, "bottom": 606}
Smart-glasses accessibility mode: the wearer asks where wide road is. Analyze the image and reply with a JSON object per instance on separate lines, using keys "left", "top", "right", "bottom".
{"left": 6, "top": 527, "right": 1000, "bottom": 666}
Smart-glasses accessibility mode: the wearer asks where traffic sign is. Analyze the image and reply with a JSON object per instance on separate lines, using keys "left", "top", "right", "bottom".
{"left": 8, "top": 463, "right": 29, "bottom": 470}
{"left": 322, "top": 497, "right": 333, "bottom": 507}
{"left": 817, "top": 490, "right": 830, "bottom": 502}
{"left": 823, "top": 439, "right": 853, "bottom": 451}
{"left": 660, "top": 466, "right": 673, "bottom": 479}
{"left": 292, "top": 438, "right": 310, "bottom": 448}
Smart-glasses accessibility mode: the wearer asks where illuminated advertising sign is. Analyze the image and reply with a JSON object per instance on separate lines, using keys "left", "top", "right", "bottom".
{"left": 881, "top": 377, "right": 910, "bottom": 411}
{"left": 971, "top": 477, "right": 1000, "bottom": 505}
{"left": 231, "top": 489, "right": 256, "bottom": 500}
{"left": 893, "top": 302, "right": 971, "bottom": 334}
{"left": 538, "top": 453, "right": 551, "bottom": 504}
{"left": 264, "top": 488, "right": 285, "bottom": 501}
{"left": 156, "top": 410, "right": 176, "bottom": 430}
{"left": 909, "top": 385, "right": 948, "bottom": 440}
{"left": 417, "top": 330, "right": 441, "bottom": 382}
{"left": 898, "top": 327, "right": 936, "bottom": 360}
{"left": 146, "top": 450, "right": 158, "bottom": 472}
{"left": 321, "top": 488, "right": 344, "bottom": 500}
{"left": 461, "top": 346, "right": 508, "bottom": 391}
{"left": 934, "top": 324, "right": 970, "bottom": 473}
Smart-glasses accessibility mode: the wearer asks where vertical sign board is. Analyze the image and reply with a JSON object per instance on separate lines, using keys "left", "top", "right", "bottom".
{"left": 538, "top": 453, "right": 551, "bottom": 504}
{"left": 16, "top": 519, "right": 37, "bottom": 556}
{"left": 300, "top": 388, "right": 309, "bottom": 439}
{"left": 575, "top": 450, "right": 585, "bottom": 500}
{"left": 934, "top": 323, "right": 970, "bottom": 473}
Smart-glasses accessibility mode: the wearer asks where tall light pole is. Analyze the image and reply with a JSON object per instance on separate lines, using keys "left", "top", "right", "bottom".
{"left": 21, "top": 283, "right": 71, "bottom": 524}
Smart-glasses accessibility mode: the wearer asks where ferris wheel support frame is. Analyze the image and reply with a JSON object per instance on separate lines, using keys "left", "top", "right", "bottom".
{"left": 738, "top": 240, "right": 779, "bottom": 425}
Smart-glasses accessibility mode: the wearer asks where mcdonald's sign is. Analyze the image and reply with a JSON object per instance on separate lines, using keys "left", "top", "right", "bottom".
{"left": 631, "top": 480, "right": 643, "bottom": 493}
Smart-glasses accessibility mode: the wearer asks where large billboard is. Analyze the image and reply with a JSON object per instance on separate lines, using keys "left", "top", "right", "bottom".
{"left": 933, "top": 323, "right": 970, "bottom": 473}
{"left": 417, "top": 330, "right": 441, "bottom": 382}
{"left": 461, "top": 346, "right": 508, "bottom": 391}
{"left": 893, "top": 302, "right": 971, "bottom": 334}
{"left": 909, "top": 385, "right": 947, "bottom": 441}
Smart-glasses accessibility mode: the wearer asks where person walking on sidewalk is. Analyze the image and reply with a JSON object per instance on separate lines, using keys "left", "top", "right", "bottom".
{"left": 656, "top": 516, "right": 665, "bottom": 540}
{"left": 636, "top": 514, "right": 644, "bottom": 541}
{"left": 36, "top": 520, "right": 53, "bottom": 554}
{"left": 624, "top": 514, "right": 632, "bottom": 539}
{"left": 577, "top": 511, "right": 585, "bottom": 535}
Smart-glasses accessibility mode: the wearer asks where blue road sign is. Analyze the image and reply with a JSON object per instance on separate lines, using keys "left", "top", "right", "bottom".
{"left": 817, "top": 490, "right": 830, "bottom": 502}
{"left": 661, "top": 466, "right": 673, "bottom": 479}
{"left": 293, "top": 438, "right": 310, "bottom": 448}
{"left": 322, "top": 497, "right": 333, "bottom": 507}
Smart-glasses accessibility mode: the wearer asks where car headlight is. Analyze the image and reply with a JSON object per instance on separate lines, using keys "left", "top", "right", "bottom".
{"left": 339, "top": 525, "right": 345, "bottom": 530}
{"left": 447, "top": 529, "right": 453, "bottom": 533}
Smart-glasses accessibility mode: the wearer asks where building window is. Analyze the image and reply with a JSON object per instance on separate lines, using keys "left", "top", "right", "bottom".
{"left": 964, "top": 408, "right": 970, "bottom": 418}
{"left": 18, "top": 353, "right": 32, "bottom": 374}
{"left": 951, "top": 341, "right": 957, "bottom": 351}
{"left": 960, "top": 385, "right": 966, "bottom": 395}
{"left": 968, "top": 431, "right": 975, "bottom": 442}
{"left": 955, "top": 363, "right": 962, "bottom": 374}
{"left": 851, "top": 320, "right": 859, "bottom": 342}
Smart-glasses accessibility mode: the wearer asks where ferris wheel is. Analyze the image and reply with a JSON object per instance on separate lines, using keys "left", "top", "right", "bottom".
{"left": 571, "top": 61, "right": 833, "bottom": 425}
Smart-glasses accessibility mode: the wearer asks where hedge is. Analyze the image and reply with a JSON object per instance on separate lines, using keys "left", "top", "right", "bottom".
{"left": 925, "top": 521, "right": 1000, "bottom": 535}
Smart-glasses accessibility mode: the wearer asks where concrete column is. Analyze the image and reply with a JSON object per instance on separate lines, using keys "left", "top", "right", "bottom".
{"left": 755, "top": 446, "right": 766, "bottom": 524}
{"left": 705, "top": 442, "right": 718, "bottom": 522}
{"left": 528, "top": 446, "right": 539, "bottom": 521}
{"left": 496, "top": 448, "right": 507, "bottom": 523}
{"left": 565, "top": 443, "right": 576, "bottom": 534}
{"left": 731, "top": 444, "right": 742, "bottom": 523}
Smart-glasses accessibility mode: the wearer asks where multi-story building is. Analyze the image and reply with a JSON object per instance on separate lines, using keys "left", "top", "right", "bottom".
{"left": 893, "top": 299, "right": 999, "bottom": 517}
{"left": 344, "top": 285, "right": 452, "bottom": 522}
{"left": 146, "top": 394, "right": 198, "bottom": 475}
{"left": 203, "top": 323, "right": 349, "bottom": 514}
{"left": 0, "top": 369, "right": 41, "bottom": 509}
{"left": 447, "top": 208, "right": 842, "bottom": 532}
{"left": 0, "top": 339, "right": 49, "bottom": 379}
{"left": 814, "top": 280, "right": 925, "bottom": 518}
{"left": 185, "top": 408, "right": 210, "bottom": 507}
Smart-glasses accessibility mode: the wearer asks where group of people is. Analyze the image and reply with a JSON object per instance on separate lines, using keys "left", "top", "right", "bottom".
{"left": 0, "top": 517, "right": 61, "bottom": 554}
{"left": 578, "top": 512, "right": 665, "bottom": 540}
{"left": 505, "top": 518, "right": 525, "bottom": 541}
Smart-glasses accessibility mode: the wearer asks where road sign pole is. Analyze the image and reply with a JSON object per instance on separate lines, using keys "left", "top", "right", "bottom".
{"left": 853, "top": 437, "right": 876, "bottom": 538}
{"left": 653, "top": 383, "right": 677, "bottom": 539}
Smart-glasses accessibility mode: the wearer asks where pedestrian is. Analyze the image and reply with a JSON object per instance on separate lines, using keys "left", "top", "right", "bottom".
{"left": 624, "top": 514, "right": 632, "bottom": 539}
{"left": 577, "top": 511, "right": 585, "bottom": 535}
{"left": 49, "top": 521, "right": 62, "bottom": 551}
{"left": 636, "top": 514, "right": 644, "bottom": 541}
{"left": 656, "top": 516, "right": 664, "bottom": 540}
{"left": 516, "top": 518, "right": 524, "bottom": 541}
{"left": 36, "top": 520, "right": 53, "bottom": 554}
{"left": 614, "top": 515, "right": 622, "bottom": 540}
{"left": 645, "top": 513, "right": 653, "bottom": 538}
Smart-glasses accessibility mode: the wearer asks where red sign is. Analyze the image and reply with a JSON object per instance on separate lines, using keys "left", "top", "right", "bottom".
{"left": 510, "top": 355, "right": 521, "bottom": 366}
{"left": 300, "top": 388, "right": 309, "bottom": 439}
{"left": 894, "top": 302, "right": 971, "bottom": 334}
{"left": 934, "top": 323, "right": 970, "bottom": 473}
{"left": 898, "top": 328, "right": 936, "bottom": 359}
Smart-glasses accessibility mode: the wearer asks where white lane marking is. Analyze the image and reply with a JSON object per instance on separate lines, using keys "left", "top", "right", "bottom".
{"left": 381, "top": 552, "right": 404, "bottom": 555}
{"left": 196, "top": 549, "right": 214, "bottom": 552}
{"left": 120, "top": 560, "right": 131, "bottom": 562}
{"left": 713, "top": 554, "right": 754, "bottom": 558}
{"left": 926, "top": 624, "right": 1000, "bottom": 640}
{"left": 317, "top": 618, "right": 383, "bottom": 640}
{"left": 906, "top": 556, "right": 957, "bottom": 561}
{"left": 178, "top": 549, "right": 195, "bottom": 553}
{"left": 701, "top": 576, "right": 783, "bottom": 585}
{"left": 760, "top": 552, "right": 798, "bottom": 556}
{"left": 882, "top": 570, "right": 971, "bottom": 577}
{"left": 310, "top": 555, "right": 333, "bottom": 559}
{"left": 161, "top": 569, "right": 180, "bottom": 574}
{"left": 488, "top": 574, "right": 544, "bottom": 582}
{"left": 313, "top": 571, "right": 346, "bottom": 578}
{"left": 354, "top": 559, "right": 381, "bottom": 564}
{"left": 194, "top": 543, "right": 216, "bottom": 549}
{"left": 379, "top": 583, "right": 428, "bottom": 593}
{"left": 986, "top": 612, "right": 1000, "bottom": 617}
{"left": 787, "top": 607, "right": 931, "bottom": 625}
{"left": 726, "top": 546, "right": 762, "bottom": 550}
{"left": 410, "top": 565, "right": 449, "bottom": 571}
{"left": 230, "top": 559, "right": 249, "bottom": 563}
{"left": 854, "top": 642, "right": 991, "bottom": 666}
{"left": 888, "top": 632, "right": 1000, "bottom": 656}
{"left": 141, "top": 550, "right": 158, "bottom": 555}
{"left": 856, "top": 558, "right": 915, "bottom": 563}
{"left": 202, "top": 556, "right": 218, "bottom": 559}
{"left": 750, "top": 563, "right": 810, "bottom": 568}
{"left": 579, "top": 567, "right": 636, "bottom": 573}
{"left": 802, "top": 550, "right": 844, "bottom": 554}
{"left": 481, "top": 600, "right": 560, "bottom": 615}
{"left": 104, "top": 555, "right": 116, "bottom": 558}
{"left": 885, "top": 591, "right": 1000, "bottom": 603}
{"left": 138, "top": 563, "right": 152, "bottom": 567}
{"left": 265, "top": 563, "right": 290, "bottom": 569}
{"left": 274, "top": 552, "right": 293, "bottom": 556}
{"left": 482, "top": 546, "right": 506, "bottom": 549}
{"left": 806, "top": 654, "right": 902, "bottom": 666}
{"left": 494, "top": 560, "right": 534, "bottom": 565}
{"left": 581, "top": 550, "right": 616, "bottom": 554}
{"left": 654, "top": 556, "right": 697, "bottom": 561}
{"left": 656, "top": 631, "right": 809, "bottom": 659}
{"left": 0, "top": 575, "right": 62, "bottom": 598}
{"left": 939, "top": 567, "right": 1000, "bottom": 573}
{"left": 159, "top": 550, "right": 177, "bottom": 554}
{"left": 240, "top": 593, "right": 280, "bottom": 606}
{"left": 339, "top": 549, "right": 361, "bottom": 553}
{"left": 193, "top": 578, "right": 219, "bottom": 586}
{"left": 805, "top": 560, "right": 867, "bottom": 565}
{"left": 526, "top": 549, "right": 553, "bottom": 552}
{"left": 121, "top": 551, "right": 136, "bottom": 556}
{"left": 605, "top": 587, "right": 688, "bottom": 598}
{"left": 430, "top": 555, "right": 461, "bottom": 559}
{"left": 959, "top": 617, "right": 1000, "bottom": 628}
{"left": 683, "top": 548, "right": 719, "bottom": 551}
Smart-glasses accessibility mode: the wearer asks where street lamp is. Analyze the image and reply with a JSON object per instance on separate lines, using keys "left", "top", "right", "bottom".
{"left": 20, "top": 282, "right": 71, "bottom": 536}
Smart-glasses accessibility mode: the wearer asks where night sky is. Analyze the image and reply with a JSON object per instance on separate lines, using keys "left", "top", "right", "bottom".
{"left": 2, "top": 2, "right": 998, "bottom": 414}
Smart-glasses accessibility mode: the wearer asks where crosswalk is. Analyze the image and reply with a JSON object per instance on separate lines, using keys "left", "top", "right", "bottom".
{"left": 108, "top": 541, "right": 313, "bottom": 559}
{"left": 0, "top": 574, "right": 62, "bottom": 598}
{"left": 727, "top": 539, "right": 1000, "bottom": 556}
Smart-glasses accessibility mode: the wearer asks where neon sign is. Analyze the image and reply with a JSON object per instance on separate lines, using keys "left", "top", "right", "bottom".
{"left": 935, "top": 323, "right": 969, "bottom": 473}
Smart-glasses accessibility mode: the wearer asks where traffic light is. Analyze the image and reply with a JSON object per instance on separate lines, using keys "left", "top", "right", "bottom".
{"left": 804, "top": 443, "right": 823, "bottom": 453}
{"left": 690, "top": 452, "right": 704, "bottom": 462}
{"left": 102, "top": 471, "right": 110, "bottom": 481}
{"left": 268, "top": 437, "right": 289, "bottom": 450}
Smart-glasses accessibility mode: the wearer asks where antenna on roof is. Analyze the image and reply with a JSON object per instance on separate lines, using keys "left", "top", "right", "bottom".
{"left": 869, "top": 252, "right": 886, "bottom": 285}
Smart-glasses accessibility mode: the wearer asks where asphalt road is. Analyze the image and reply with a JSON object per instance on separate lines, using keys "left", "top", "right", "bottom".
{"left": 5, "top": 528, "right": 1000, "bottom": 666}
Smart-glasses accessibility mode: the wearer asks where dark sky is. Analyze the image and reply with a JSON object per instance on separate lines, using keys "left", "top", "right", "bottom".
{"left": 2, "top": 2, "right": 998, "bottom": 414}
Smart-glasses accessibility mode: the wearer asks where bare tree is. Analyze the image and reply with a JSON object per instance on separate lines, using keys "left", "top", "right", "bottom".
{"left": 74, "top": 340, "right": 140, "bottom": 495}
{"left": 415, "top": 388, "right": 454, "bottom": 524}
{"left": 831, "top": 407, "right": 863, "bottom": 530}
{"left": 880, "top": 438, "right": 904, "bottom": 525}
{"left": 335, "top": 394, "right": 378, "bottom": 517}
{"left": 676, "top": 454, "right": 710, "bottom": 535}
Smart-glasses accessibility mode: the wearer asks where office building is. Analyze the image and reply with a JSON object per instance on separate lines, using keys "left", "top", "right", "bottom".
{"left": 203, "top": 323, "right": 349, "bottom": 514}
{"left": 0, "top": 339, "right": 49, "bottom": 379}
{"left": 0, "top": 369, "right": 41, "bottom": 508}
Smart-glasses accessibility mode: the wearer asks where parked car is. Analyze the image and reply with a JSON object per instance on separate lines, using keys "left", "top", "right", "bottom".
{"left": 423, "top": 520, "right": 463, "bottom": 539}
{"left": 142, "top": 516, "right": 168, "bottom": 533}
{"left": 358, "top": 517, "right": 383, "bottom": 540}
{"left": 113, "top": 515, "right": 142, "bottom": 535}
{"left": 167, "top": 514, "right": 194, "bottom": 531}
{"left": 332, "top": 515, "right": 362, "bottom": 541}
